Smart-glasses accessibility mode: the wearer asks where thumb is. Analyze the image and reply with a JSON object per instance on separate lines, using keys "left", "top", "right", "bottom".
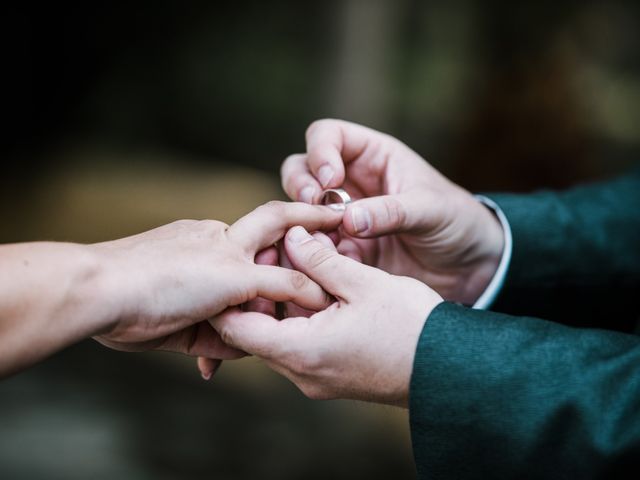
{"left": 210, "top": 308, "right": 302, "bottom": 359}
{"left": 342, "top": 193, "right": 433, "bottom": 238}
{"left": 285, "top": 226, "right": 373, "bottom": 298}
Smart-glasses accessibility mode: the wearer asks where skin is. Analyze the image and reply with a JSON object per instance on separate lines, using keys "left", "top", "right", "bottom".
{"left": 280, "top": 118, "right": 505, "bottom": 305}
{"left": 206, "top": 119, "right": 507, "bottom": 404}
{"left": 211, "top": 226, "right": 443, "bottom": 406}
{"left": 0, "top": 201, "right": 342, "bottom": 378}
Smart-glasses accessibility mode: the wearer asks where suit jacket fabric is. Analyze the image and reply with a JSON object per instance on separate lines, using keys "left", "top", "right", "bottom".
{"left": 410, "top": 170, "right": 640, "bottom": 479}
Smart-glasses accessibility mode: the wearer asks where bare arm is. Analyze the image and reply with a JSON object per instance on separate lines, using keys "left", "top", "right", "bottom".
{"left": 0, "top": 242, "right": 114, "bottom": 376}
{"left": 0, "top": 201, "right": 342, "bottom": 378}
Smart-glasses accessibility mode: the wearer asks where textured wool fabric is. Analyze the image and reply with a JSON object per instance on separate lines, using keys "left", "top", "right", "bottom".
{"left": 490, "top": 170, "right": 640, "bottom": 330}
{"left": 409, "top": 170, "right": 640, "bottom": 479}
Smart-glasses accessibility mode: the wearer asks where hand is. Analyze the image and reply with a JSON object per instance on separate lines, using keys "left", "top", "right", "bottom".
{"left": 281, "top": 119, "right": 505, "bottom": 305}
{"left": 211, "top": 226, "right": 443, "bottom": 406}
{"left": 91, "top": 201, "right": 342, "bottom": 369}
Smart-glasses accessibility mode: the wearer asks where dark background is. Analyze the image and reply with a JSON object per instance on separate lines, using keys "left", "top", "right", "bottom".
{"left": 1, "top": 1, "right": 639, "bottom": 479}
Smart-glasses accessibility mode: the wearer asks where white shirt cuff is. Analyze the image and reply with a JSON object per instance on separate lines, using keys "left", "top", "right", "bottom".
{"left": 471, "top": 195, "right": 513, "bottom": 310}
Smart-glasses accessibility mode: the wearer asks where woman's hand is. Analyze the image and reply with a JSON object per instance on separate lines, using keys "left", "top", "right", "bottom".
{"left": 211, "top": 226, "right": 443, "bottom": 406}
{"left": 92, "top": 202, "right": 342, "bottom": 362}
{"left": 281, "top": 119, "right": 505, "bottom": 305}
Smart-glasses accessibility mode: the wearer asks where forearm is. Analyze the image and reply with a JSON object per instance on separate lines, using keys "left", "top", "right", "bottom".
{"left": 0, "top": 242, "right": 117, "bottom": 377}
{"left": 488, "top": 171, "right": 640, "bottom": 327}
{"left": 410, "top": 303, "right": 640, "bottom": 479}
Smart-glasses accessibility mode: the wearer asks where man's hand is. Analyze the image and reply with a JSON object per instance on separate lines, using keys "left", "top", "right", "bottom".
{"left": 91, "top": 202, "right": 342, "bottom": 368}
{"left": 281, "top": 119, "right": 505, "bottom": 305}
{"left": 210, "top": 226, "right": 443, "bottom": 406}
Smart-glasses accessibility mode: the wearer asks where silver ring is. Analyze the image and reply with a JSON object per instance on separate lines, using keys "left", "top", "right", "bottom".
{"left": 321, "top": 188, "right": 352, "bottom": 211}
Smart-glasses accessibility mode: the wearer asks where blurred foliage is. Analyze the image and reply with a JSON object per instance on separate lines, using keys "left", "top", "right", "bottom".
{"left": 1, "top": 1, "right": 639, "bottom": 479}
{"left": 4, "top": 1, "right": 640, "bottom": 187}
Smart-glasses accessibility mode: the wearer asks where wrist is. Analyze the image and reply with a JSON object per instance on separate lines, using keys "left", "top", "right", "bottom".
{"left": 83, "top": 243, "right": 129, "bottom": 336}
{"left": 455, "top": 195, "right": 505, "bottom": 306}
{"left": 472, "top": 195, "right": 513, "bottom": 310}
{"left": 0, "top": 242, "right": 121, "bottom": 376}
{"left": 395, "top": 280, "right": 443, "bottom": 408}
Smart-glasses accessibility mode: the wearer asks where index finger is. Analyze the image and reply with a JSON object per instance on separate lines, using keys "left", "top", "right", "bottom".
{"left": 211, "top": 308, "right": 306, "bottom": 360}
{"left": 304, "top": 119, "right": 376, "bottom": 188}
{"left": 227, "top": 201, "right": 343, "bottom": 254}
{"left": 280, "top": 153, "right": 322, "bottom": 203}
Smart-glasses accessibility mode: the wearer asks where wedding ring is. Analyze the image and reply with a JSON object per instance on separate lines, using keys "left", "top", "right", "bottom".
{"left": 321, "top": 188, "right": 352, "bottom": 211}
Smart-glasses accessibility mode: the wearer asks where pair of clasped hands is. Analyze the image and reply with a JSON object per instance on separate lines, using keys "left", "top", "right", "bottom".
{"left": 95, "top": 119, "right": 504, "bottom": 407}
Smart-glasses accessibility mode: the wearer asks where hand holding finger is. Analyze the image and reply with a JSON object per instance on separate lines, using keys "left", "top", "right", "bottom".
{"left": 279, "top": 231, "right": 337, "bottom": 319}
{"left": 284, "top": 226, "right": 379, "bottom": 298}
{"left": 244, "top": 246, "right": 279, "bottom": 316}
{"left": 342, "top": 192, "right": 436, "bottom": 238}
{"left": 227, "top": 201, "right": 343, "bottom": 254}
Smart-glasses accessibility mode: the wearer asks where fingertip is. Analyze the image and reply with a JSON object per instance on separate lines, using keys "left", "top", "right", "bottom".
{"left": 326, "top": 229, "right": 341, "bottom": 246}
{"left": 280, "top": 153, "right": 323, "bottom": 202}
{"left": 255, "top": 246, "right": 278, "bottom": 266}
{"left": 298, "top": 185, "right": 317, "bottom": 204}
{"left": 286, "top": 226, "right": 314, "bottom": 245}
{"left": 208, "top": 307, "right": 239, "bottom": 330}
{"left": 344, "top": 203, "right": 372, "bottom": 236}
{"left": 198, "top": 357, "right": 221, "bottom": 381}
{"left": 308, "top": 146, "right": 346, "bottom": 188}
{"left": 317, "top": 164, "right": 335, "bottom": 188}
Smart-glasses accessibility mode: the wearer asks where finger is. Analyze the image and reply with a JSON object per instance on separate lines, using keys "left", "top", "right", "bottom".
{"left": 277, "top": 243, "right": 313, "bottom": 318}
{"left": 311, "top": 231, "right": 337, "bottom": 250}
{"left": 342, "top": 193, "right": 434, "bottom": 238}
{"left": 255, "top": 246, "right": 278, "bottom": 266}
{"left": 210, "top": 308, "right": 305, "bottom": 359}
{"left": 280, "top": 153, "right": 322, "bottom": 203}
{"left": 279, "top": 231, "right": 336, "bottom": 318}
{"left": 228, "top": 201, "right": 343, "bottom": 254}
{"left": 305, "top": 119, "right": 378, "bottom": 188}
{"left": 284, "top": 226, "right": 377, "bottom": 298}
{"left": 326, "top": 229, "right": 341, "bottom": 246}
{"left": 244, "top": 297, "right": 276, "bottom": 316}
{"left": 336, "top": 237, "right": 364, "bottom": 263}
{"left": 251, "top": 264, "right": 333, "bottom": 311}
{"left": 197, "top": 357, "right": 222, "bottom": 381}
{"left": 245, "top": 246, "right": 278, "bottom": 316}
{"left": 158, "top": 322, "right": 246, "bottom": 359}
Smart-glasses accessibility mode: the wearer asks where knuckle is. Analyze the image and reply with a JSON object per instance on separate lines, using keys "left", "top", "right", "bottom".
{"left": 280, "top": 154, "right": 307, "bottom": 192}
{"left": 283, "top": 153, "right": 304, "bottom": 168}
{"left": 172, "top": 219, "right": 197, "bottom": 227}
{"left": 290, "top": 349, "right": 323, "bottom": 376}
{"left": 305, "top": 118, "right": 334, "bottom": 140}
{"left": 306, "top": 248, "right": 335, "bottom": 272}
{"left": 383, "top": 197, "right": 407, "bottom": 228}
{"left": 198, "top": 219, "right": 222, "bottom": 231}
{"left": 305, "top": 120, "right": 322, "bottom": 139}
{"left": 197, "top": 219, "right": 228, "bottom": 239}
{"left": 260, "top": 200, "right": 286, "bottom": 216}
{"left": 288, "top": 270, "right": 309, "bottom": 290}
{"left": 300, "top": 383, "right": 332, "bottom": 401}
{"left": 217, "top": 324, "right": 235, "bottom": 346}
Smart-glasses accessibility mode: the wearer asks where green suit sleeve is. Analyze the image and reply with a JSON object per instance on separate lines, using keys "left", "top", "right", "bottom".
{"left": 488, "top": 170, "right": 640, "bottom": 330}
{"left": 410, "top": 302, "right": 640, "bottom": 480}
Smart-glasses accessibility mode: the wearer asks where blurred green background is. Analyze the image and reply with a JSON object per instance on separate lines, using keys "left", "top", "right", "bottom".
{"left": 1, "top": 1, "right": 639, "bottom": 479}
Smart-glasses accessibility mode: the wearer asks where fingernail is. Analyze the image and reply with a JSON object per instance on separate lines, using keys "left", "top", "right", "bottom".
{"left": 351, "top": 206, "right": 372, "bottom": 233}
{"left": 327, "top": 203, "right": 346, "bottom": 212}
{"left": 201, "top": 371, "right": 212, "bottom": 381}
{"left": 299, "top": 186, "right": 315, "bottom": 204}
{"left": 288, "top": 226, "right": 313, "bottom": 244}
{"left": 317, "top": 165, "right": 334, "bottom": 187}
